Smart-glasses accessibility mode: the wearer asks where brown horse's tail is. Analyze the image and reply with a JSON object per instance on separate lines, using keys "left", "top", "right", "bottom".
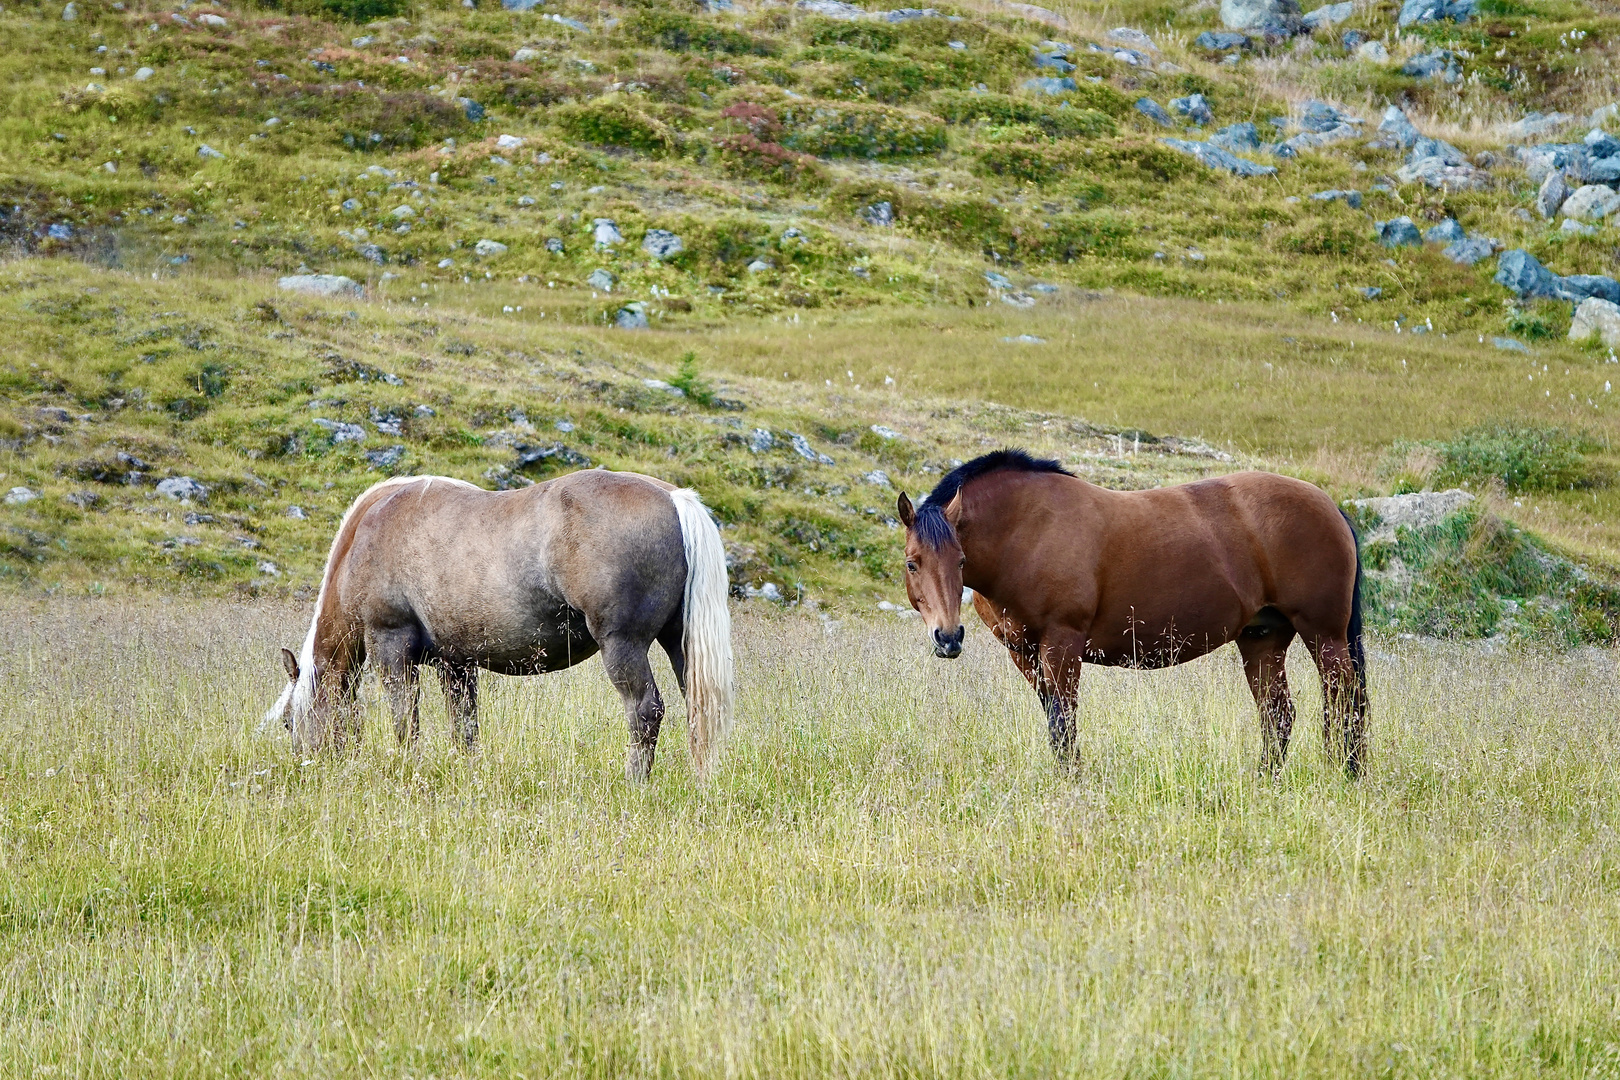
{"left": 1339, "top": 508, "right": 1367, "bottom": 698}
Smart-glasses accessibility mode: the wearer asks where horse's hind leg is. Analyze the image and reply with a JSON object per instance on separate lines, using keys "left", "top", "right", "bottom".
{"left": 1306, "top": 636, "right": 1367, "bottom": 778}
{"left": 1237, "top": 622, "right": 1298, "bottom": 777}
{"left": 601, "top": 634, "right": 665, "bottom": 783}
{"left": 439, "top": 663, "right": 480, "bottom": 752}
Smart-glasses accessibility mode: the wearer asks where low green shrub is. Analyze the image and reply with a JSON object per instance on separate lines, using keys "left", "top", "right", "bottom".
{"left": 553, "top": 97, "right": 680, "bottom": 155}
{"left": 625, "top": 10, "right": 766, "bottom": 55}
{"left": 1434, "top": 423, "right": 1597, "bottom": 493}
{"left": 1505, "top": 303, "right": 1566, "bottom": 341}
{"left": 779, "top": 102, "right": 945, "bottom": 158}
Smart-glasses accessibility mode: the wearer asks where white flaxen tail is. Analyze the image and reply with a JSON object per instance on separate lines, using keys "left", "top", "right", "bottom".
{"left": 669, "top": 487, "right": 734, "bottom": 777}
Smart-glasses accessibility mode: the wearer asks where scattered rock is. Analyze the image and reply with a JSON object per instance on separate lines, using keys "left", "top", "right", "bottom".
{"left": 459, "top": 99, "right": 486, "bottom": 122}
{"left": 197, "top": 13, "right": 226, "bottom": 27}
{"left": 1375, "top": 217, "right": 1422, "bottom": 247}
{"left": 615, "top": 302, "right": 649, "bottom": 329}
{"left": 155, "top": 476, "right": 209, "bottom": 502}
{"left": 1494, "top": 249, "right": 1564, "bottom": 299}
{"left": 587, "top": 268, "right": 615, "bottom": 291}
{"left": 871, "top": 425, "right": 903, "bottom": 439}
{"left": 1300, "top": 100, "right": 1351, "bottom": 133}
{"left": 863, "top": 470, "right": 892, "bottom": 487}
{"left": 1193, "top": 30, "right": 1250, "bottom": 50}
{"left": 1362, "top": 286, "right": 1382, "bottom": 299}
{"left": 1368, "top": 105, "right": 1420, "bottom": 149}
{"left": 1355, "top": 39, "right": 1389, "bottom": 62}
{"left": 984, "top": 271, "right": 1014, "bottom": 289}
{"left": 1349, "top": 489, "right": 1472, "bottom": 541}
{"left": 1505, "top": 111, "right": 1573, "bottom": 140}
{"left": 1561, "top": 184, "right": 1620, "bottom": 221}
{"left": 592, "top": 218, "right": 623, "bottom": 247}
{"left": 1031, "top": 48, "right": 1075, "bottom": 73}
{"left": 313, "top": 419, "right": 366, "bottom": 443}
{"left": 1402, "top": 49, "right": 1460, "bottom": 82}
{"left": 747, "top": 259, "right": 774, "bottom": 273}
{"left": 1561, "top": 219, "right": 1597, "bottom": 237}
{"left": 514, "top": 443, "right": 590, "bottom": 470}
{"left": 197, "top": 144, "right": 224, "bottom": 160}
{"left": 642, "top": 229, "right": 684, "bottom": 260}
{"left": 1220, "top": 0, "right": 1303, "bottom": 35}
{"left": 62, "top": 2, "right": 76, "bottom": 18}
{"left": 743, "top": 582, "right": 784, "bottom": 602}
{"left": 134, "top": 66, "right": 155, "bottom": 81}
{"left": 787, "top": 431, "right": 835, "bottom": 465}
{"left": 4, "top": 486, "right": 38, "bottom": 505}
{"left": 1397, "top": 0, "right": 1475, "bottom": 28}
{"left": 277, "top": 274, "right": 362, "bottom": 298}
{"left": 1537, "top": 171, "right": 1570, "bottom": 219}
{"left": 545, "top": 237, "right": 564, "bottom": 253}
{"left": 1492, "top": 336, "right": 1530, "bottom": 353}
{"left": 1424, "top": 218, "right": 1465, "bottom": 244}
{"left": 747, "top": 428, "right": 774, "bottom": 453}
{"left": 1161, "top": 138, "right": 1276, "bottom": 176}
{"left": 1170, "top": 93, "right": 1214, "bottom": 126}
{"left": 356, "top": 243, "right": 387, "bottom": 265}
{"left": 1211, "top": 123, "right": 1260, "bottom": 152}
{"left": 1311, "top": 188, "right": 1362, "bottom": 209}
{"left": 1134, "top": 97, "right": 1173, "bottom": 126}
{"left": 64, "top": 491, "right": 99, "bottom": 509}
{"left": 991, "top": 0, "right": 1068, "bottom": 29}
{"left": 364, "top": 445, "right": 406, "bottom": 469}
{"left": 1104, "top": 27, "right": 1158, "bottom": 53}
{"left": 1559, "top": 275, "right": 1620, "bottom": 305}
{"left": 1570, "top": 297, "right": 1620, "bottom": 346}
{"left": 1023, "top": 76, "right": 1077, "bottom": 95}
{"left": 474, "top": 238, "right": 508, "bottom": 256}
{"left": 1002, "top": 334, "right": 1046, "bottom": 343}
{"left": 1302, "top": 1, "right": 1352, "bottom": 28}
{"left": 286, "top": 505, "right": 307, "bottom": 520}
{"left": 861, "top": 201, "right": 894, "bottom": 227}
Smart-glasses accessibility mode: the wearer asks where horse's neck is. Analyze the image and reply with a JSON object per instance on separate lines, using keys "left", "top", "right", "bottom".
{"left": 959, "top": 479, "right": 1017, "bottom": 578}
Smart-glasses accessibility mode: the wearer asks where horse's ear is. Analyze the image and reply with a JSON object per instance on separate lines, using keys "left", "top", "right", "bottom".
{"left": 897, "top": 491, "right": 915, "bottom": 528}
{"left": 943, "top": 492, "right": 964, "bottom": 529}
{"left": 280, "top": 647, "right": 300, "bottom": 682}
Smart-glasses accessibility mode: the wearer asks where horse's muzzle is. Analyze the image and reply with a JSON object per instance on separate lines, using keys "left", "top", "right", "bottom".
{"left": 933, "top": 625, "right": 965, "bottom": 659}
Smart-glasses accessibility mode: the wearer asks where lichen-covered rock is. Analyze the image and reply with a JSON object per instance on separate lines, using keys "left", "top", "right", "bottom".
{"left": 1537, "top": 172, "right": 1571, "bottom": 219}
{"left": 642, "top": 229, "right": 683, "bottom": 260}
{"left": 277, "top": 274, "right": 362, "bottom": 298}
{"left": 1134, "top": 97, "right": 1173, "bottom": 126}
{"left": 1397, "top": 0, "right": 1475, "bottom": 28}
{"left": 1560, "top": 184, "right": 1620, "bottom": 221}
{"left": 1375, "top": 217, "right": 1422, "bottom": 247}
{"left": 1161, "top": 138, "right": 1276, "bottom": 176}
{"left": 1494, "top": 249, "right": 1564, "bottom": 299}
{"left": 1570, "top": 297, "right": 1620, "bottom": 346}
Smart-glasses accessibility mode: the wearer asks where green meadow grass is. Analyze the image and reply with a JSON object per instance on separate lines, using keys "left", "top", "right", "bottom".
{"left": 2, "top": 599, "right": 1619, "bottom": 1076}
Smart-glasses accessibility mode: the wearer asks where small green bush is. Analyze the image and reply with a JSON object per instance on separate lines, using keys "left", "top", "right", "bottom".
{"left": 253, "top": 0, "right": 407, "bottom": 24}
{"left": 1434, "top": 423, "right": 1597, "bottom": 493}
{"left": 1505, "top": 303, "right": 1565, "bottom": 341}
{"left": 625, "top": 11, "right": 765, "bottom": 55}
{"left": 670, "top": 352, "right": 716, "bottom": 405}
{"left": 935, "top": 90, "right": 1118, "bottom": 138}
{"left": 779, "top": 102, "right": 946, "bottom": 158}
{"left": 804, "top": 18, "right": 898, "bottom": 52}
{"left": 553, "top": 97, "right": 680, "bottom": 155}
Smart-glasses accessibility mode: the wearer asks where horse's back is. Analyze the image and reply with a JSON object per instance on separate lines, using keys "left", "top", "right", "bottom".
{"left": 335, "top": 471, "right": 687, "bottom": 667}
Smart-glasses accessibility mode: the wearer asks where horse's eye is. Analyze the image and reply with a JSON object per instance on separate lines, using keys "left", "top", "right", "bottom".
{"left": 958, "top": 557, "right": 966, "bottom": 568}
{"left": 906, "top": 561, "right": 918, "bottom": 573}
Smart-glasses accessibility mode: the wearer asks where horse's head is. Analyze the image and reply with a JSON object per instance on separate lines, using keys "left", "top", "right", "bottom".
{"left": 898, "top": 490, "right": 966, "bottom": 659}
{"left": 264, "top": 644, "right": 340, "bottom": 752}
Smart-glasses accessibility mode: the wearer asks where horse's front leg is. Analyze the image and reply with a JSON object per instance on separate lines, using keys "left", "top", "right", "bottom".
{"left": 1037, "top": 629, "right": 1088, "bottom": 771}
{"left": 370, "top": 627, "right": 422, "bottom": 747}
{"left": 439, "top": 663, "right": 480, "bottom": 752}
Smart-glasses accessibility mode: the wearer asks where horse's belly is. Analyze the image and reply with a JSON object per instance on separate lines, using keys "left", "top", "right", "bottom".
{"left": 418, "top": 601, "right": 598, "bottom": 674}
{"left": 1083, "top": 607, "right": 1242, "bottom": 668}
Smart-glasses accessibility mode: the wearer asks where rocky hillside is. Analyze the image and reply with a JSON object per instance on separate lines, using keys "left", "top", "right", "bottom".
{"left": 1, "top": 0, "right": 1619, "bottom": 336}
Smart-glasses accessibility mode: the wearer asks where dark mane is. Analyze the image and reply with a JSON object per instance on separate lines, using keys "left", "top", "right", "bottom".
{"left": 913, "top": 449, "right": 1072, "bottom": 547}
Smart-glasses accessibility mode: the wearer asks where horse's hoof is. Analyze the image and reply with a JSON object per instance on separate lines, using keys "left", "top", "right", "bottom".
{"left": 625, "top": 746, "right": 655, "bottom": 783}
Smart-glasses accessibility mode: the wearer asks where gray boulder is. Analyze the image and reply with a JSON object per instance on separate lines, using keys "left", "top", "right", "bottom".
{"left": 1584, "top": 128, "right": 1620, "bottom": 159}
{"left": 1161, "top": 138, "right": 1277, "bottom": 177}
{"left": 1505, "top": 112, "right": 1573, "bottom": 140}
{"left": 1368, "top": 105, "right": 1421, "bottom": 149}
{"left": 156, "top": 476, "right": 209, "bottom": 502}
{"left": 862, "top": 201, "right": 895, "bottom": 226}
{"left": 364, "top": 445, "right": 406, "bottom": 469}
{"left": 1408, "top": 137, "right": 1466, "bottom": 166}
{"left": 1031, "top": 49, "right": 1076, "bottom": 73}
{"left": 1194, "top": 30, "right": 1249, "bottom": 50}
{"left": 1220, "top": 0, "right": 1302, "bottom": 33}
{"left": 1570, "top": 297, "right": 1620, "bottom": 346}
{"left": 1537, "top": 172, "right": 1571, "bottom": 219}
{"left": 1397, "top": 0, "right": 1475, "bottom": 28}
{"left": 474, "top": 239, "right": 508, "bottom": 257}
{"left": 592, "top": 218, "right": 624, "bottom": 247}
{"left": 1023, "top": 76, "right": 1077, "bottom": 95}
{"left": 1514, "top": 143, "right": 1586, "bottom": 184}
{"left": 1443, "top": 236, "right": 1495, "bottom": 265}
{"left": 1560, "top": 275, "right": 1620, "bottom": 305}
{"left": 313, "top": 419, "right": 366, "bottom": 444}
{"left": 1171, "top": 94, "right": 1214, "bottom": 126}
{"left": 1425, "top": 218, "right": 1465, "bottom": 244}
{"left": 1376, "top": 217, "right": 1422, "bottom": 247}
{"left": 587, "top": 268, "right": 616, "bottom": 291}
{"left": 642, "top": 229, "right": 684, "bottom": 260}
{"left": 1300, "top": 100, "right": 1349, "bottom": 133}
{"left": 1561, "top": 184, "right": 1620, "bottom": 221}
{"left": 1302, "top": 1, "right": 1352, "bottom": 28}
{"left": 1402, "top": 49, "right": 1460, "bottom": 82}
{"left": 277, "top": 274, "right": 362, "bottom": 298}
{"left": 615, "top": 302, "right": 649, "bottom": 330}
{"left": 1311, "top": 189, "right": 1363, "bottom": 209}
{"left": 1134, "top": 97, "right": 1173, "bottom": 126}
{"left": 1211, "top": 123, "right": 1261, "bottom": 152}
{"left": 1494, "top": 249, "right": 1564, "bottom": 299}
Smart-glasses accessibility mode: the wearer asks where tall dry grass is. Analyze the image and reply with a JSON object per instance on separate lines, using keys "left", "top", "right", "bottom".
{"left": 2, "top": 598, "right": 1619, "bottom": 1076}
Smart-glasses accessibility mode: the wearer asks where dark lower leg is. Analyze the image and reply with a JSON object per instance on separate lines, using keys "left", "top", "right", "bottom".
{"left": 602, "top": 636, "right": 664, "bottom": 783}
{"left": 1240, "top": 637, "right": 1296, "bottom": 776}
{"left": 1312, "top": 638, "right": 1366, "bottom": 777}
{"left": 440, "top": 664, "right": 480, "bottom": 751}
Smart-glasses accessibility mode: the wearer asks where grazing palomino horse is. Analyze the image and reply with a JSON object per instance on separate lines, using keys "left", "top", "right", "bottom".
{"left": 263, "top": 469, "right": 734, "bottom": 781}
{"left": 897, "top": 450, "right": 1368, "bottom": 777}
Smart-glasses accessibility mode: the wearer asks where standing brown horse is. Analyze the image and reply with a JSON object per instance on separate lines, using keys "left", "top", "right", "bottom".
{"left": 897, "top": 450, "right": 1367, "bottom": 777}
{"left": 262, "top": 469, "right": 733, "bottom": 781}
